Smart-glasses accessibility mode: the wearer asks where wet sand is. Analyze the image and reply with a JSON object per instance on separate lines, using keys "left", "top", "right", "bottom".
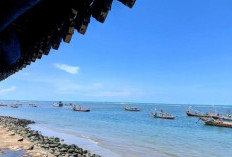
{"left": 0, "top": 126, "right": 54, "bottom": 157}
{"left": 30, "top": 124, "right": 121, "bottom": 157}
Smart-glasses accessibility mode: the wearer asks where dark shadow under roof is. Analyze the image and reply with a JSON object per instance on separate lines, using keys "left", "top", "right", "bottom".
{"left": 0, "top": 0, "right": 136, "bottom": 81}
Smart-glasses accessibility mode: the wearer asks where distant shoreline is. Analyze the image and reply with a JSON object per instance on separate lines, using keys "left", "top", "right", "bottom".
{"left": 1, "top": 100, "right": 232, "bottom": 107}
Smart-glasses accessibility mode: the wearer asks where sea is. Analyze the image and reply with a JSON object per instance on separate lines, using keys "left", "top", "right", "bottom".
{"left": 0, "top": 101, "right": 232, "bottom": 157}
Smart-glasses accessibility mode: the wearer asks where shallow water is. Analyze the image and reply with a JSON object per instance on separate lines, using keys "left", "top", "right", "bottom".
{"left": 0, "top": 101, "right": 232, "bottom": 157}
{"left": 0, "top": 149, "right": 26, "bottom": 157}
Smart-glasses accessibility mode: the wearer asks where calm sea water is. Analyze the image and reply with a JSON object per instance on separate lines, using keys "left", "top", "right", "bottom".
{"left": 0, "top": 101, "right": 232, "bottom": 157}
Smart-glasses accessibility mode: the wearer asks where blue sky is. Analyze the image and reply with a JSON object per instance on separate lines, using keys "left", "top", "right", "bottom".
{"left": 1, "top": 0, "right": 232, "bottom": 105}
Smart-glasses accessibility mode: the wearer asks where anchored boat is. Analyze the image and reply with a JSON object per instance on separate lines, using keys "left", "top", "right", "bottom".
{"left": 124, "top": 107, "right": 140, "bottom": 111}
{"left": 186, "top": 106, "right": 232, "bottom": 122}
{"left": 152, "top": 109, "right": 175, "bottom": 119}
{"left": 211, "top": 114, "right": 232, "bottom": 121}
{"left": 185, "top": 110, "right": 209, "bottom": 117}
{"left": 29, "top": 103, "right": 37, "bottom": 107}
{"left": 0, "top": 103, "right": 7, "bottom": 106}
{"left": 185, "top": 106, "right": 211, "bottom": 117}
{"left": 32, "top": 104, "right": 37, "bottom": 107}
{"left": 65, "top": 103, "right": 74, "bottom": 106}
{"left": 73, "top": 105, "right": 90, "bottom": 112}
{"left": 152, "top": 112, "right": 175, "bottom": 119}
{"left": 53, "top": 101, "right": 63, "bottom": 107}
{"left": 10, "top": 104, "right": 18, "bottom": 108}
{"left": 222, "top": 116, "right": 232, "bottom": 121}
{"left": 199, "top": 117, "right": 232, "bottom": 128}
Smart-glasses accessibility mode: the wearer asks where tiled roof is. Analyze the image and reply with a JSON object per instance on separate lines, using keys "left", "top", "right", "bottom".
{"left": 0, "top": 0, "right": 136, "bottom": 81}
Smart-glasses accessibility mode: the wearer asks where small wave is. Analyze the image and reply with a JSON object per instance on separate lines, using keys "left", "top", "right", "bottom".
{"left": 220, "top": 107, "right": 232, "bottom": 109}
{"left": 194, "top": 106, "right": 211, "bottom": 108}
{"left": 195, "top": 106, "right": 232, "bottom": 109}
{"left": 81, "top": 135, "right": 99, "bottom": 145}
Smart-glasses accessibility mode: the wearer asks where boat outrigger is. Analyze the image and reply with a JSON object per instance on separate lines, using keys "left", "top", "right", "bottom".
{"left": 152, "top": 109, "right": 175, "bottom": 119}
{"left": 53, "top": 101, "right": 63, "bottom": 107}
{"left": 124, "top": 107, "right": 140, "bottom": 111}
{"left": 73, "top": 105, "right": 90, "bottom": 112}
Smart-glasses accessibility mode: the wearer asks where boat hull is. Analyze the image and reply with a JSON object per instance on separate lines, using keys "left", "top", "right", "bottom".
{"left": 222, "top": 117, "right": 232, "bottom": 121}
{"left": 73, "top": 109, "right": 90, "bottom": 112}
{"left": 11, "top": 106, "right": 18, "bottom": 108}
{"left": 53, "top": 103, "right": 63, "bottom": 107}
{"left": 199, "top": 117, "right": 232, "bottom": 128}
{"left": 186, "top": 111, "right": 208, "bottom": 117}
{"left": 124, "top": 108, "right": 140, "bottom": 111}
{"left": 205, "top": 120, "right": 232, "bottom": 128}
{"left": 53, "top": 105, "right": 63, "bottom": 107}
{"left": 152, "top": 113, "right": 175, "bottom": 119}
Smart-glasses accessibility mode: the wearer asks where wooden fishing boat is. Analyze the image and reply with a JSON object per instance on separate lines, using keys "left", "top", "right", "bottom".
{"left": 0, "top": 103, "right": 7, "bottom": 106}
{"left": 196, "top": 114, "right": 232, "bottom": 121}
{"left": 32, "top": 104, "right": 37, "bottom": 107}
{"left": 185, "top": 110, "right": 209, "bottom": 117}
{"left": 73, "top": 106, "right": 90, "bottom": 112}
{"left": 10, "top": 105, "right": 18, "bottom": 108}
{"left": 124, "top": 107, "right": 140, "bottom": 111}
{"left": 185, "top": 106, "right": 212, "bottom": 117}
{"left": 210, "top": 115, "right": 232, "bottom": 121}
{"left": 152, "top": 112, "right": 175, "bottom": 119}
{"left": 222, "top": 117, "right": 232, "bottom": 121}
{"left": 15, "top": 103, "right": 22, "bottom": 106}
{"left": 203, "top": 111, "right": 231, "bottom": 121}
{"left": 65, "top": 103, "right": 73, "bottom": 106}
{"left": 199, "top": 117, "right": 232, "bottom": 128}
{"left": 53, "top": 101, "right": 63, "bottom": 107}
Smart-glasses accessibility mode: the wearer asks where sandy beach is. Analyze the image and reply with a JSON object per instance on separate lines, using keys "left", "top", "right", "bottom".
{"left": 0, "top": 116, "right": 99, "bottom": 157}
{"left": 0, "top": 126, "right": 54, "bottom": 157}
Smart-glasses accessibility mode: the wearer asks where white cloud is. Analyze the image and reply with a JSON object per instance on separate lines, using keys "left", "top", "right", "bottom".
{"left": 0, "top": 86, "right": 16, "bottom": 94}
{"left": 54, "top": 64, "right": 80, "bottom": 74}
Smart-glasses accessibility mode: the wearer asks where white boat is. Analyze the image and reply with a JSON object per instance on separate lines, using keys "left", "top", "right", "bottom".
{"left": 53, "top": 101, "right": 63, "bottom": 107}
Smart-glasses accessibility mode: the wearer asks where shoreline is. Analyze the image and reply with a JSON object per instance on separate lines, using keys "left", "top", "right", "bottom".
{"left": 29, "top": 124, "right": 169, "bottom": 157}
{"left": 0, "top": 126, "right": 53, "bottom": 157}
{"left": 0, "top": 116, "right": 100, "bottom": 157}
{"left": 0, "top": 116, "right": 168, "bottom": 157}
{"left": 30, "top": 124, "right": 121, "bottom": 157}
